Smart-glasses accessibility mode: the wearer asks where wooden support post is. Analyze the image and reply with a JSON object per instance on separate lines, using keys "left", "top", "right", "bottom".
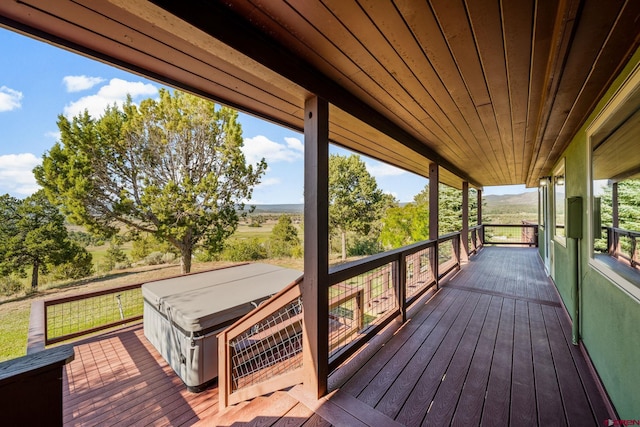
{"left": 461, "top": 182, "right": 469, "bottom": 263}
{"left": 302, "top": 96, "right": 329, "bottom": 398}
{"left": 429, "top": 163, "right": 439, "bottom": 288}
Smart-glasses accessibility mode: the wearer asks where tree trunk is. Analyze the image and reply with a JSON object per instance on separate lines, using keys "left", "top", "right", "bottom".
{"left": 180, "top": 246, "right": 192, "bottom": 274}
{"left": 341, "top": 230, "right": 347, "bottom": 261}
{"left": 31, "top": 260, "right": 39, "bottom": 291}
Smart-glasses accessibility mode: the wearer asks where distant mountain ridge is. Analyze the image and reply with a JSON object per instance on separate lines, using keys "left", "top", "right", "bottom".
{"left": 247, "top": 204, "right": 304, "bottom": 213}
{"left": 246, "top": 192, "right": 537, "bottom": 216}
{"left": 483, "top": 191, "right": 538, "bottom": 206}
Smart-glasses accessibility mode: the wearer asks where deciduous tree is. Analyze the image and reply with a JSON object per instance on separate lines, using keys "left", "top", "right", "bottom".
{"left": 35, "top": 89, "right": 266, "bottom": 273}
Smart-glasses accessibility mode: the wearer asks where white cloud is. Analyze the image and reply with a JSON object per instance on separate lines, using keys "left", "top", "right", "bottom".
{"left": 284, "top": 137, "right": 304, "bottom": 153}
{"left": 365, "top": 160, "right": 407, "bottom": 178}
{"left": 242, "top": 135, "right": 304, "bottom": 165}
{"left": 256, "top": 177, "right": 281, "bottom": 188}
{"left": 62, "top": 75, "right": 105, "bottom": 92}
{"left": 0, "top": 86, "right": 23, "bottom": 112}
{"left": 0, "top": 153, "right": 41, "bottom": 196}
{"left": 63, "top": 78, "right": 157, "bottom": 118}
{"left": 45, "top": 130, "right": 61, "bottom": 140}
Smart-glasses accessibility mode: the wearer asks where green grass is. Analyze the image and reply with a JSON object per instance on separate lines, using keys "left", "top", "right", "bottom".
{"left": 0, "top": 304, "right": 30, "bottom": 362}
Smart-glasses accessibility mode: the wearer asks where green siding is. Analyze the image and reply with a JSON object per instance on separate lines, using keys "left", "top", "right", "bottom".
{"left": 548, "top": 47, "right": 640, "bottom": 418}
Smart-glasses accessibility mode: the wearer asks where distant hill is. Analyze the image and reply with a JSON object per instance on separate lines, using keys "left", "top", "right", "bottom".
{"left": 243, "top": 192, "right": 538, "bottom": 222}
{"left": 483, "top": 191, "right": 538, "bottom": 206}
{"left": 483, "top": 191, "right": 538, "bottom": 223}
{"left": 247, "top": 204, "right": 304, "bottom": 214}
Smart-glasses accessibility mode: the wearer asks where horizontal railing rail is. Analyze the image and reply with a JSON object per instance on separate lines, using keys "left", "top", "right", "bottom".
{"left": 44, "top": 283, "right": 144, "bottom": 345}
{"left": 218, "top": 276, "right": 304, "bottom": 409}
{"left": 483, "top": 223, "right": 538, "bottom": 246}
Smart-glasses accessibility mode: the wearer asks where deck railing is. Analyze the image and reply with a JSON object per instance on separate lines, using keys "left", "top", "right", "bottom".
{"left": 218, "top": 233, "right": 470, "bottom": 408}
{"left": 482, "top": 223, "right": 538, "bottom": 246}
{"left": 44, "top": 283, "right": 144, "bottom": 345}
{"left": 326, "top": 232, "right": 462, "bottom": 372}
{"left": 606, "top": 226, "right": 640, "bottom": 269}
{"left": 218, "top": 277, "right": 304, "bottom": 408}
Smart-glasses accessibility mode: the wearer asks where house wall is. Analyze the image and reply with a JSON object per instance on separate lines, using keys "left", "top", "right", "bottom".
{"left": 548, "top": 47, "right": 640, "bottom": 418}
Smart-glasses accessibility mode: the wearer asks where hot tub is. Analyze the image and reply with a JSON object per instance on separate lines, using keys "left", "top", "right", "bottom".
{"left": 142, "top": 263, "right": 302, "bottom": 392}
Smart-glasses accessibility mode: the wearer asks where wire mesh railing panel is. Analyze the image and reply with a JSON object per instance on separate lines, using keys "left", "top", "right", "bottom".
{"left": 438, "top": 240, "right": 454, "bottom": 266}
{"left": 228, "top": 296, "right": 303, "bottom": 392}
{"left": 483, "top": 224, "right": 537, "bottom": 245}
{"left": 328, "top": 261, "right": 398, "bottom": 357}
{"left": 405, "top": 247, "right": 435, "bottom": 300}
{"left": 45, "top": 285, "right": 143, "bottom": 344}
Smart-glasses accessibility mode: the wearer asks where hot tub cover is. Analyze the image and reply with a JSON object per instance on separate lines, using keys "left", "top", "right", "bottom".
{"left": 142, "top": 263, "right": 302, "bottom": 333}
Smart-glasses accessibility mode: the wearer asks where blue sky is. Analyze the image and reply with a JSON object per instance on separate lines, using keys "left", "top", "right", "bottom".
{"left": 0, "top": 28, "right": 532, "bottom": 203}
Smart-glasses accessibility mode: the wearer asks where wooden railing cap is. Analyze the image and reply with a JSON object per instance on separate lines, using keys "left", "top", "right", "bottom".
{"left": 0, "top": 344, "right": 74, "bottom": 382}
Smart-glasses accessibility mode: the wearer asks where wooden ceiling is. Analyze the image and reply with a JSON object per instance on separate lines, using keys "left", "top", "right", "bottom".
{"left": 1, "top": 0, "right": 639, "bottom": 189}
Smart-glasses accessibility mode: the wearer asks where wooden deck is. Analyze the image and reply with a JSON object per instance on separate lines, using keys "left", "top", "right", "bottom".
{"left": 338, "top": 247, "right": 611, "bottom": 426}
{"left": 62, "top": 247, "right": 612, "bottom": 426}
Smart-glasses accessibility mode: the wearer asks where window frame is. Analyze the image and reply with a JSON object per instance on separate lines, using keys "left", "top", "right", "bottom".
{"left": 553, "top": 160, "right": 566, "bottom": 247}
{"left": 586, "top": 62, "right": 640, "bottom": 302}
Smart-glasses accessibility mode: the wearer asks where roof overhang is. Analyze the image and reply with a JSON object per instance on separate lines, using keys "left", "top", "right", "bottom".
{"left": 1, "top": 0, "right": 638, "bottom": 189}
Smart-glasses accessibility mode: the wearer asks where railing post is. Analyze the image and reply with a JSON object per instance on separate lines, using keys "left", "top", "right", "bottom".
{"left": 397, "top": 255, "right": 407, "bottom": 323}
{"left": 455, "top": 234, "right": 461, "bottom": 270}
{"left": 28, "top": 300, "right": 45, "bottom": 354}
{"left": 219, "top": 330, "right": 231, "bottom": 409}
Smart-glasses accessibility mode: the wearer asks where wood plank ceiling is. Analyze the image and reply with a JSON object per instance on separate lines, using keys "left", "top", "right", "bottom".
{"left": 1, "top": 0, "right": 639, "bottom": 189}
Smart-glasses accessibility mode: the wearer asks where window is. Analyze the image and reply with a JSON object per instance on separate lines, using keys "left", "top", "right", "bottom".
{"left": 588, "top": 64, "right": 640, "bottom": 292}
{"left": 554, "top": 162, "right": 566, "bottom": 243}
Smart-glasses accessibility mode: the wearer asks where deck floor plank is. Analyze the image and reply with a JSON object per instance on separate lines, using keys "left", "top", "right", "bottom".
{"left": 529, "top": 303, "right": 567, "bottom": 426}
{"left": 509, "top": 300, "right": 537, "bottom": 426}
{"left": 480, "top": 298, "right": 515, "bottom": 426}
{"left": 63, "top": 325, "right": 218, "bottom": 427}
{"left": 366, "top": 289, "right": 469, "bottom": 419}
{"left": 394, "top": 292, "right": 482, "bottom": 426}
{"left": 357, "top": 289, "right": 469, "bottom": 408}
{"left": 450, "top": 297, "right": 502, "bottom": 427}
{"left": 340, "top": 287, "right": 460, "bottom": 397}
{"left": 422, "top": 293, "right": 491, "bottom": 426}
{"left": 541, "top": 304, "right": 596, "bottom": 426}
